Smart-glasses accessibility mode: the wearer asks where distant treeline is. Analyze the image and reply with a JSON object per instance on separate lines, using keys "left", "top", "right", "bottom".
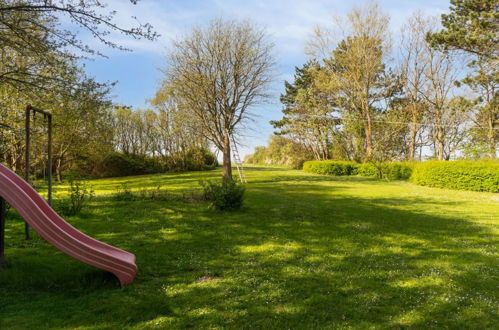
{"left": 0, "top": 1, "right": 217, "bottom": 180}
{"left": 249, "top": 4, "right": 497, "bottom": 164}
{"left": 0, "top": 104, "right": 217, "bottom": 180}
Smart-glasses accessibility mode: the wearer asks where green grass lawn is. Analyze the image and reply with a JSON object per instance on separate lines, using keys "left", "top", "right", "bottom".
{"left": 1, "top": 166, "right": 498, "bottom": 329}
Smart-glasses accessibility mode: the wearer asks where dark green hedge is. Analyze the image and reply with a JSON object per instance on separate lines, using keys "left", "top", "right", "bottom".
{"left": 92, "top": 153, "right": 165, "bottom": 178}
{"left": 87, "top": 149, "right": 217, "bottom": 178}
{"left": 411, "top": 161, "right": 499, "bottom": 193}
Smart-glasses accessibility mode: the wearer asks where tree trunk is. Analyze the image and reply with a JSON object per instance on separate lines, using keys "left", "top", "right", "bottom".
{"left": 365, "top": 112, "right": 373, "bottom": 160}
{"left": 408, "top": 116, "right": 417, "bottom": 161}
{"left": 222, "top": 134, "right": 232, "bottom": 179}
{"left": 56, "top": 157, "right": 62, "bottom": 182}
{"left": 436, "top": 127, "right": 445, "bottom": 160}
{"left": 488, "top": 117, "right": 497, "bottom": 159}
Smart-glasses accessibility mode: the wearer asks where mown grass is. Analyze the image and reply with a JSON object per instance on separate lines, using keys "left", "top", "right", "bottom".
{"left": 0, "top": 166, "right": 498, "bottom": 329}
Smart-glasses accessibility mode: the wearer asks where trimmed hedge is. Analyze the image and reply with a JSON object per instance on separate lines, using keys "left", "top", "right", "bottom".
{"left": 355, "top": 163, "right": 378, "bottom": 177}
{"left": 303, "top": 160, "right": 357, "bottom": 176}
{"left": 303, "top": 159, "right": 498, "bottom": 193}
{"left": 411, "top": 161, "right": 499, "bottom": 193}
{"left": 303, "top": 160, "right": 414, "bottom": 180}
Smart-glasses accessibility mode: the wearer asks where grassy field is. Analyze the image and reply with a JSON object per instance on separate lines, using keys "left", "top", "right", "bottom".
{"left": 1, "top": 166, "right": 498, "bottom": 329}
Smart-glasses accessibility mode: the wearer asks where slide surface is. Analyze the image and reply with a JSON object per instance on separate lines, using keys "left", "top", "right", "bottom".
{"left": 0, "top": 163, "right": 137, "bottom": 286}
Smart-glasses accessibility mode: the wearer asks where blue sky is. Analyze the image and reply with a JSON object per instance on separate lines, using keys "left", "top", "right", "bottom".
{"left": 82, "top": 0, "right": 451, "bottom": 157}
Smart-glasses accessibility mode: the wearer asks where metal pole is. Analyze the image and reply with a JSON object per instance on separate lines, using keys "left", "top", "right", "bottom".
{"left": 0, "top": 198, "right": 5, "bottom": 265}
{"left": 47, "top": 114, "right": 52, "bottom": 206}
{"left": 24, "top": 105, "right": 31, "bottom": 240}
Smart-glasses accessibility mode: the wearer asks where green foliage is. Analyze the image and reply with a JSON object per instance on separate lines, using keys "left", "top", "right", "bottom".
{"left": 305, "top": 160, "right": 413, "bottom": 181}
{"left": 200, "top": 177, "right": 245, "bottom": 211}
{"left": 365, "top": 162, "right": 414, "bottom": 180}
{"left": 64, "top": 179, "right": 94, "bottom": 215}
{"left": 245, "top": 136, "right": 313, "bottom": 169}
{"left": 93, "top": 153, "right": 164, "bottom": 178}
{"left": 171, "top": 147, "right": 218, "bottom": 171}
{"left": 412, "top": 161, "right": 499, "bottom": 192}
{"left": 88, "top": 150, "right": 217, "bottom": 178}
{"left": 427, "top": 0, "right": 498, "bottom": 58}
{"left": 384, "top": 162, "right": 414, "bottom": 180}
{"left": 303, "top": 159, "right": 498, "bottom": 192}
{"left": 303, "top": 160, "right": 357, "bottom": 176}
{"left": 354, "top": 163, "right": 378, "bottom": 177}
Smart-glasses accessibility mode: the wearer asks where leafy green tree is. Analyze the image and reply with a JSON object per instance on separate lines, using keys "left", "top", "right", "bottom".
{"left": 271, "top": 61, "right": 336, "bottom": 160}
{"left": 427, "top": 0, "right": 498, "bottom": 58}
{"left": 460, "top": 58, "right": 498, "bottom": 158}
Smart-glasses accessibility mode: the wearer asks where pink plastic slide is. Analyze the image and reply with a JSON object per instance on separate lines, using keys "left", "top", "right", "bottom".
{"left": 0, "top": 163, "right": 137, "bottom": 286}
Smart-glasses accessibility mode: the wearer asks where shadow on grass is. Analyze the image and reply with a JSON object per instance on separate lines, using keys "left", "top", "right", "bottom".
{"left": 0, "top": 178, "right": 497, "bottom": 328}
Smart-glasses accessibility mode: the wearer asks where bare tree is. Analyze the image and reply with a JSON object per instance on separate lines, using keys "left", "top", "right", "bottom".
{"left": 420, "top": 43, "right": 468, "bottom": 160}
{"left": 399, "top": 13, "right": 435, "bottom": 160}
{"left": 163, "top": 19, "right": 275, "bottom": 178}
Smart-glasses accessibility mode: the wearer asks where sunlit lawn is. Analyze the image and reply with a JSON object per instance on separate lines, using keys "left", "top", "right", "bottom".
{"left": 1, "top": 166, "right": 498, "bottom": 329}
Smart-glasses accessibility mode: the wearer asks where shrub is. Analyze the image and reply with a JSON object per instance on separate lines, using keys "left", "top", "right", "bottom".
{"left": 93, "top": 153, "right": 164, "bottom": 178}
{"left": 411, "top": 161, "right": 499, "bottom": 193}
{"left": 385, "top": 162, "right": 414, "bottom": 180}
{"left": 64, "top": 179, "right": 94, "bottom": 215}
{"left": 303, "top": 160, "right": 357, "bottom": 176}
{"left": 167, "top": 148, "right": 218, "bottom": 172}
{"left": 200, "top": 177, "right": 245, "bottom": 211}
{"left": 87, "top": 149, "right": 218, "bottom": 178}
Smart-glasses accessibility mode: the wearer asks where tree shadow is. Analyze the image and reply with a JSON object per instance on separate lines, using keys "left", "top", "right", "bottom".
{"left": 0, "top": 176, "right": 497, "bottom": 328}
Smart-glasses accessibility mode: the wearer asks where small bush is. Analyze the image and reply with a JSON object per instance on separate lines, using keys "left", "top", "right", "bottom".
{"left": 412, "top": 161, "right": 499, "bottom": 192}
{"left": 200, "top": 177, "right": 245, "bottom": 211}
{"left": 303, "top": 160, "right": 357, "bottom": 176}
{"left": 385, "top": 162, "right": 414, "bottom": 180}
{"left": 65, "top": 179, "right": 94, "bottom": 215}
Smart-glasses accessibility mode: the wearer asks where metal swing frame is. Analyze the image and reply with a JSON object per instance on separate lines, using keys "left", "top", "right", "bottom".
{"left": 0, "top": 105, "right": 53, "bottom": 264}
